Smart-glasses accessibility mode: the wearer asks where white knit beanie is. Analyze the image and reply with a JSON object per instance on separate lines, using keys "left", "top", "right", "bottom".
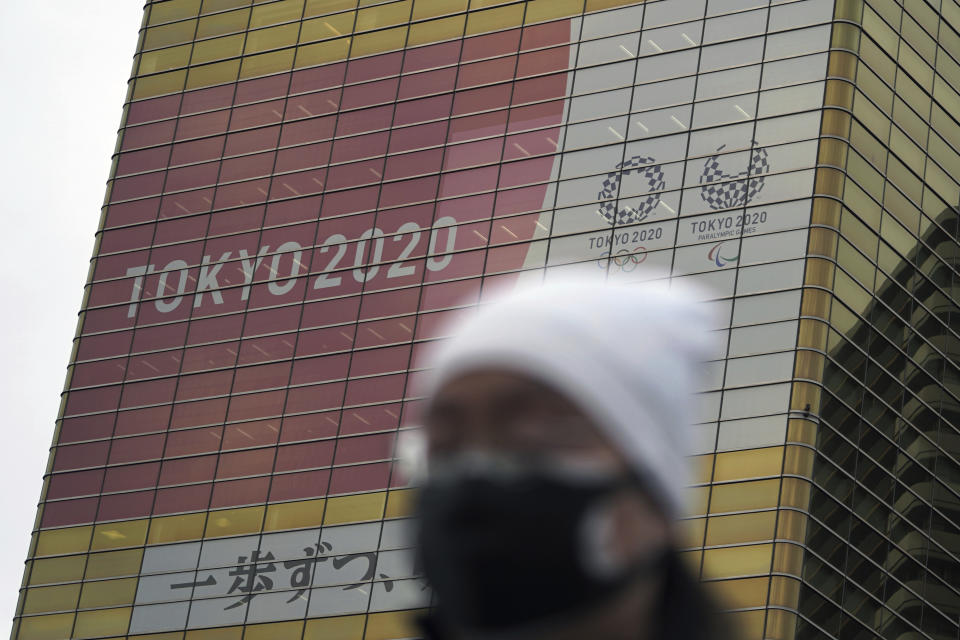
{"left": 419, "top": 275, "right": 717, "bottom": 520}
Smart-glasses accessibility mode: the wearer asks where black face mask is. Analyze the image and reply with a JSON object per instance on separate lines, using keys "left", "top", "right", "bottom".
{"left": 415, "top": 460, "right": 666, "bottom": 634}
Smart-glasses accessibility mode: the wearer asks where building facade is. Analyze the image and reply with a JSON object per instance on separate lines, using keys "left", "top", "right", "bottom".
{"left": 13, "top": 0, "right": 960, "bottom": 639}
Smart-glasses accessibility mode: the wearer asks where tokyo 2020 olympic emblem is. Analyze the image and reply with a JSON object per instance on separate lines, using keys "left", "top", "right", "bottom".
{"left": 699, "top": 144, "right": 769, "bottom": 210}
{"left": 597, "top": 155, "right": 666, "bottom": 226}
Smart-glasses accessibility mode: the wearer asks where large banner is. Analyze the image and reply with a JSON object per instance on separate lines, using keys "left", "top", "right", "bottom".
{"left": 56, "top": 18, "right": 576, "bottom": 528}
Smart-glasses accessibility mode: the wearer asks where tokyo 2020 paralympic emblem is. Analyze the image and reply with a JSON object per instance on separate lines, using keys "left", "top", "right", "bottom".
{"left": 699, "top": 144, "right": 769, "bottom": 210}
{"left": 597, "top": 155, "right": 666, "bottom": 226}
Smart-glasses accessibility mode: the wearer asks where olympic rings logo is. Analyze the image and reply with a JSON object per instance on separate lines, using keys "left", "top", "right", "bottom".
{"left": 597, "top": 248, "right": 648, "bottom": 272}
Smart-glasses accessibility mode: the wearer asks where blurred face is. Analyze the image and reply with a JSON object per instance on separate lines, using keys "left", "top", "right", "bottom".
{"left": 425, "top": 371, "right": 622, "bottom": 466}
{"left": 419, "top": 370, "right": 672, "bottom": 640}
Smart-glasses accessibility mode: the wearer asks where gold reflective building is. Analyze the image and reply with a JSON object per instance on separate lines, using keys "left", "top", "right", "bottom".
{"left": 13, "top": 1, "right": 960, "bottom": 639}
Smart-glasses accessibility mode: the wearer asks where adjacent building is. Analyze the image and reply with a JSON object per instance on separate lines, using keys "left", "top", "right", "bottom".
{"left": 14, "top": 0, "right": 960, "bottom": 639}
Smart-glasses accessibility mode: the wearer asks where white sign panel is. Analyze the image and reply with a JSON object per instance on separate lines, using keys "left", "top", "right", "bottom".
{"left": 130, "top": 521, "right": 427, "bottom": 633}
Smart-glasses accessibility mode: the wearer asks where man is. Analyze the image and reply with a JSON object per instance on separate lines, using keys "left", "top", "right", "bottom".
{"left": 408, "top": 277, "right": 728, "bottom": 640}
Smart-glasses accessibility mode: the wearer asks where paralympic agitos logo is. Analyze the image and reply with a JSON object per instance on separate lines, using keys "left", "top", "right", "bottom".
{"left": 708, "top": 242, "right": 739, "bottom": 267}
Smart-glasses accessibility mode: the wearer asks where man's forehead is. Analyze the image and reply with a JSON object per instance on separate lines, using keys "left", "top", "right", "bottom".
{"left": 422, "top": 369, "right": 628, "bottom": 468}
{"left": 429, "top": 371, "right": 577, "bottom": 414}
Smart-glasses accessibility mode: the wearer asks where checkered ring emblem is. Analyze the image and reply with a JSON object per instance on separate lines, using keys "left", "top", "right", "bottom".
{"left": 597, "top": 155, "right": 665, "bottom": 226}
{"left": 699, "top": 144, "right": 770, "bottom": 210}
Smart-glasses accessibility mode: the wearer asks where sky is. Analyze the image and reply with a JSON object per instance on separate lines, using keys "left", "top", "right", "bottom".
{"left": 0, "top": 2, "right": 145, "bottom": 630}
